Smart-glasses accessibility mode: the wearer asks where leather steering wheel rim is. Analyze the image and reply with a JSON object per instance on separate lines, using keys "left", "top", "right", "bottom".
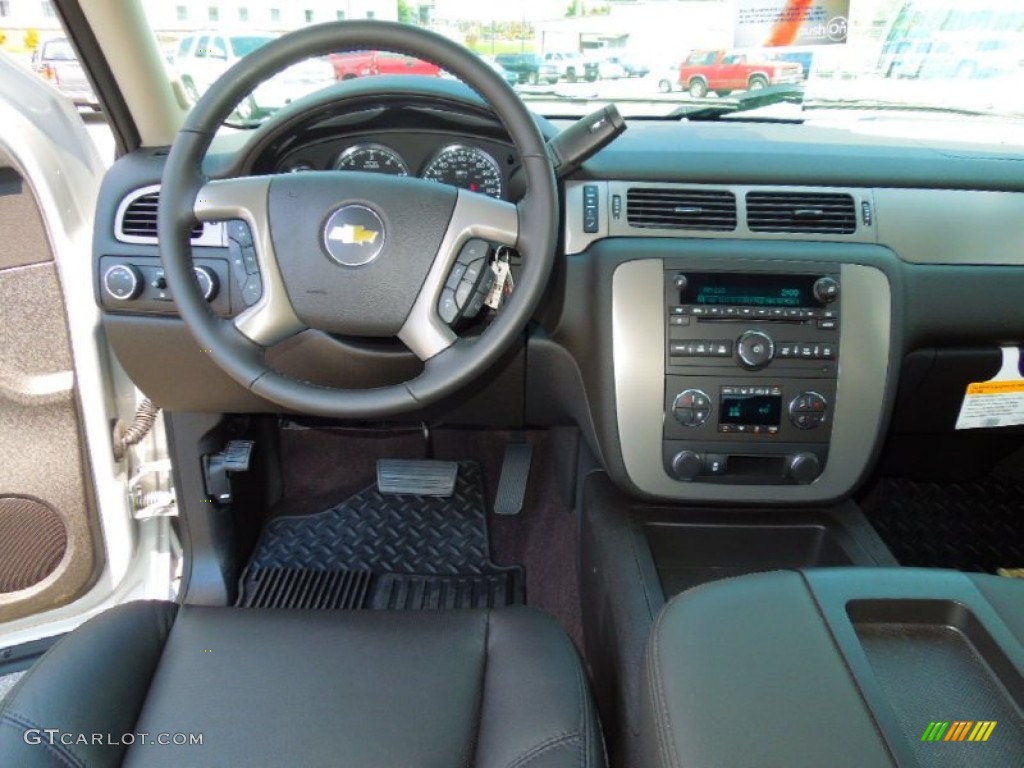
{"left": 159, "top": 21, "right": 557, "bottom": 418}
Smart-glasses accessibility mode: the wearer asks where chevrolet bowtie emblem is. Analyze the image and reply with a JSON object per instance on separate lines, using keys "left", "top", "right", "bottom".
{"left": 327, "top": 223, "right": 379, "bottom": 246}
{"left": 322, "top": 205, "right": 386, "bottom": 267}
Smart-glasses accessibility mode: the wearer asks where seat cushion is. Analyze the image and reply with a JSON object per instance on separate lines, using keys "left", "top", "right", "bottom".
{"left": 0, "top": 601, "right": 603, "bottom": 768}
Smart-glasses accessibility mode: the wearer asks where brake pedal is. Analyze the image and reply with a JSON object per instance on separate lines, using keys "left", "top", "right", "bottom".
{"left": 376, "top": 459, "right": 458, "bottom": 497}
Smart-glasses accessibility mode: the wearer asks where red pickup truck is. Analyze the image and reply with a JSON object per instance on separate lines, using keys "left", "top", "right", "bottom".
{"left": 329, "top": 50, "right": 440, "bottom": 80}
{"left": 678, "top": 50, "right": 803, "bottom": 98}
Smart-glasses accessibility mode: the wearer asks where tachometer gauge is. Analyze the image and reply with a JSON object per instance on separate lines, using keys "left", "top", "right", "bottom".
{"left": 422, "top": 144, "right": 504, "bottom": 199}
{"left": 333, "top": 143, "right": 409, "bottom": 175}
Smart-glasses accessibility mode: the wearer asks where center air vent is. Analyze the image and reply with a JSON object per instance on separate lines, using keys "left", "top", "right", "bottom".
{"left": 627, "top": 187, "right": 737, "bottom": 231}
{"left": 118, "top": 188, "right": 204, "bottom": 242}
{"left": 746, "top": 191, "right": 856, "bottom": 234}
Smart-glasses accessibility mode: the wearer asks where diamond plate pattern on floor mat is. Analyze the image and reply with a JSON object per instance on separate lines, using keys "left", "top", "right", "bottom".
{"left": 240, "top": 462, "right": 523, "bottom": 608}
{"left": 867, "top": 478, "right": 1024, "bottom": 573}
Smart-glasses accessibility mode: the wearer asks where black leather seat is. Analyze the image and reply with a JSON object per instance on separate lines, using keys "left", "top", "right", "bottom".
{"left": 0, "top": 601, "right": 604, "bottom": 768}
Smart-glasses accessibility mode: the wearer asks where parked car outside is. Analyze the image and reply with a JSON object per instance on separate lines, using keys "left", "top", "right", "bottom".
{"left": 589, "top": 53, "right": 626, "bottom": 80}
{"left": 328, "top": 50, "right": 378, "bottom": 79}
{"left": 173, "top": 30, "right": 335, "bottom": 118}
{"left": 30, "top": 36, "right": 100, "bottom": 110}
{"left": 601, "top": 53, "right": 649, "bottom": 78}
{"left": 493, "top": 53, "right": 557, "bottom": 84}
{"left": 479, "top": 54, "right": 520, "bottom": 87}
{"left": 678, "top": 49, "right": 804, "bottom": 97}
{"left": 543, "top": 51, "right": 598, "bottom": 82}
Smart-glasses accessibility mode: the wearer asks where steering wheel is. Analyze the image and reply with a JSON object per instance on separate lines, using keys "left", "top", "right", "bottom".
{"left": 159, "top": 21, "right": 557, "bottom": 418}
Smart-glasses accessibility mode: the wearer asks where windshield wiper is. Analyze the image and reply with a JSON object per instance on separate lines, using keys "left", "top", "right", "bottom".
{"left": 801, "top": 97, "right": 1018, "bottom": 119}
{"left": 667, "top": 83, "right": 805, "bottom": 121}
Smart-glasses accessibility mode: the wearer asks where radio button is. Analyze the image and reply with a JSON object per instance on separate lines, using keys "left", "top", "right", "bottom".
{"left": 818, "top": 318, "right": 837, "bottom": 330}
{"left": 669, "top": 316, "right": 690, "bottom": 327}
{"left": 692, "top": 307, "right": 708, "bottom": 316}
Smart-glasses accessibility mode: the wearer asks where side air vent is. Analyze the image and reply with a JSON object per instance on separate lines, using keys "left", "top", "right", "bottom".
{"left": 119, "top": 190, "right": 204, "bottom": 240}
{"left": 746, "top": 191, "right": 856, "bottom": 234}
{"left": 627, "top": 187, "right": 737, "bottom": 231}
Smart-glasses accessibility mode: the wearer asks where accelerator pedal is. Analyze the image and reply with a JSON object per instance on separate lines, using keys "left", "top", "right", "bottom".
{"left": 494, "top": 440, "right": 533, "bottom": 516}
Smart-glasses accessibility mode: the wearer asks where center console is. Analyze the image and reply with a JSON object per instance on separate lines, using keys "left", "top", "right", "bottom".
{"left": 662, "top": 267, "right": 840, "bottom": 485}
{"left": 610, "top": 247, "right": 894, "bottom": 504}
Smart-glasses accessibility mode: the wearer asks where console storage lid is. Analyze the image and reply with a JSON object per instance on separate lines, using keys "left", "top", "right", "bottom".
{"left": 641, "top": 568, "right": 1024, "bottom": 768}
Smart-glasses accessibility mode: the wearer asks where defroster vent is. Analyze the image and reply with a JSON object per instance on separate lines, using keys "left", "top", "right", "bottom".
{"left": 627, "top": 187, "right": 737, "bottom": 231}
{"left": 746, "top": 191, "right": 856, "bottom": 234}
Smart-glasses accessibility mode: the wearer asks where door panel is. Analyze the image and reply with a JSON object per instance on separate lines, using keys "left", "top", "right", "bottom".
{"left": 0, "top": 167, "right": 101, "bottom": 622}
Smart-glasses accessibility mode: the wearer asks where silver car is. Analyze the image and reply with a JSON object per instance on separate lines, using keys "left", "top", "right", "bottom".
{"left": 31, "top": 37, "right": 100, "bottom": 110}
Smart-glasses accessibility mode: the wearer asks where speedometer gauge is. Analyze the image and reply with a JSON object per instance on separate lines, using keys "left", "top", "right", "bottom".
{"left": 334, "top": 143, "right": 409, "bottom": 175}
{"left": 422, "top": 145, "right": 504, "bottom": 199}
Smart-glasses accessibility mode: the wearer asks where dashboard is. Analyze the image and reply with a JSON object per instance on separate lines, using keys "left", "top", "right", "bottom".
{"left": 93, "top": 77, "right": 1024, "bottom": 506}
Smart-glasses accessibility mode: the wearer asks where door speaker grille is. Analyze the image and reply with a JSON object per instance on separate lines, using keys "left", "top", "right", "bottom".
{"left": 0, "top": 497, "right": 67, "bottom": 592}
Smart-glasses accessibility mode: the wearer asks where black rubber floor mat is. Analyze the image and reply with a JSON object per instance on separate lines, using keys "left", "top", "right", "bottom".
{"left": 239, "top": 567, "right": 372, "bottom": 609}
{"left": 866, "top": 477, "right": 1024, "bottom": 573}
{"left": 239, "top": 461, "right": 523, "bottom": 609}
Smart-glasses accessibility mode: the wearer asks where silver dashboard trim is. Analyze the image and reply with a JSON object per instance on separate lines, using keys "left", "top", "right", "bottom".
{"left": 194, "top": 176, "right": 305, "bottom": 346}
{"left": 115, "top": 183, "right": 225, "bottom": 247}
{"left": 612, "top": 259, "right": 891, "bottom": 503}
{"left": 398, "top": 190, "right": 518, "bottom": 361}
{"left": 567, "top": 181, "right": 876, "bottom": 254}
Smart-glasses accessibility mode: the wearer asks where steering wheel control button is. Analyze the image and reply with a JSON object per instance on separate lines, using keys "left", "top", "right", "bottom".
{"left": 789, "top": 391, "right": 828, "bottom": 430}
{"left": 193, "top": 266, "right": 219, "bottom": 301}
{"left": 438, "top": 289, "right": 459, "bottom": 324}
{"left": 673, "top": 389, "right": 712, "bottom": 427}
{"left": 103, "top": 264, "right": 143, "bottom": 301}
{"left": 736, "top": 330, "right": 775, "bottom": 370}
{"left": 813, "top": 276, "right": 840, "bottom": 304}
{"left": 227, "top": 220, "right": 253, "bottom": 247}
{"left": 445, "top": 263, "right": 467, "bottom": 290}
{"left": 322, "top": 204, "right": 386, "bottom": 267}
{"left": 583, "top": 184, "right": 599, "bottom": 233}
{"left": 241, "top": 275, "right": 263, "bottom": 307}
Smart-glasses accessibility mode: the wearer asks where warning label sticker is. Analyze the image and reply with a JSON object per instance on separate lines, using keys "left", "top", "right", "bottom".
{"left": 956, "top": 348, "right": 1024, "bottom": 430}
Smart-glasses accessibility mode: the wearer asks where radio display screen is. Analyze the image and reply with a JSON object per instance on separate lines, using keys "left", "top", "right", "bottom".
{"left": 680, "top": 273, "right": 821, "bottom": 308}
{"left": 720, "top": 394, "right": 782, "bottom": 427}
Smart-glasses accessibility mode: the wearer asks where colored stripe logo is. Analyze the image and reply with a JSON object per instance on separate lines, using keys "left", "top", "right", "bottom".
{"left": 921, "top": 721, "right": 997, "bottom": 742}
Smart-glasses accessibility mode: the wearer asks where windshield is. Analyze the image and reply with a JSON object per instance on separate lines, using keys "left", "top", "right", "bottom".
{"left": 137, "top": 0, "right": 1024, "bottom": 136}
{"left": 229, "top": 35, "right": 274, "bottom": 58}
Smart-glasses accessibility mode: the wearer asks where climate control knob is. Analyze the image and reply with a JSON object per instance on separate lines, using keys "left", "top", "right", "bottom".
{"left": 670, "top": 450, "right": 704, "bottom": 481}
{"left": 103, "top": 264, "right": 143, "bottom": 301}
{"left": 672, "top": 389, "right": 712, "bottom": 427}
{"left": 786, "top": 452, "right": 822, "bottom": 484}
{"left": 193, "top": 266, "right": 219, "bottom": 301}
{"left": 735, "top": 330, "right": 775, "bottom": 370}
{"left": 789, "top": 392, "right": 828, "bottom": 429}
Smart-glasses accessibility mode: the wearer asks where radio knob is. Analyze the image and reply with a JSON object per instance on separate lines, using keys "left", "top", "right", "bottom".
{"left": 672, "top": 272, "right": 688, "bottom": 291}
{"left": 670, "top": 450, "right": 704, "bottom": 481}
{"left": 193, "top": 266, "right": 219, "bottom": 301}
{"left": 672, "top": 389, "right": 712, "bottom": 427}
{"left": 735, "top": 330, "right": 775, "bottom": 370}
{"left": 786, "top": 452, "right": 822, "bottom": 484}
{"left": 103, "top": 264, "right": 143, "bottom": 301}
{"left": 813, "top": 276, "right": 840, "bottom": 304}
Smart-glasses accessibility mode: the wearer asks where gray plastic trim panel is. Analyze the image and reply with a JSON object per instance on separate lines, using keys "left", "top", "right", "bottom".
{"left": 612, "top": 259, "right": 891, "bottom": 503}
